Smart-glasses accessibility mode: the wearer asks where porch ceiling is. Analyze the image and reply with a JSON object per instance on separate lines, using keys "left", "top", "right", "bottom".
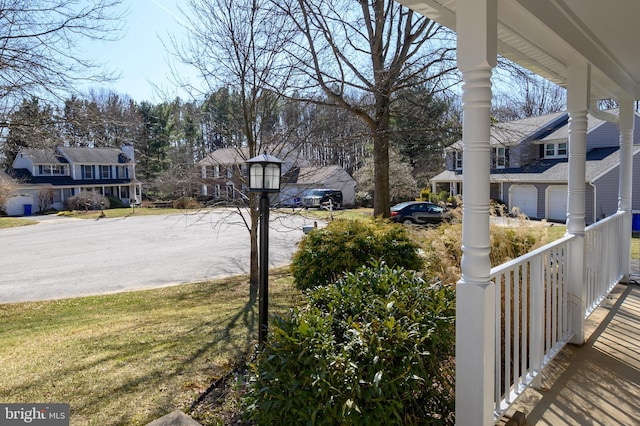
{"left": 398, "top": 0, "right": 640, "bottom": 100}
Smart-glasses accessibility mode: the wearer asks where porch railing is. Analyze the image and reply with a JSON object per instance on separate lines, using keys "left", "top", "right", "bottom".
{"left": 490, "top": 212, "right": 627, "bottom": 421}
{"left": 584, "top": 212, "right": 626, "bottom": 316}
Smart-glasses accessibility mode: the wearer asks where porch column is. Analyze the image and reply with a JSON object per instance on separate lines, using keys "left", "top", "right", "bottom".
{"left": 455, "top": 0, "right": 497, "bottom": 424}
{"left": 566, "top": 62, "right": 589, "bottom": 345}
{"left": 618, "top": 97, "right": 634, "bottom": 281}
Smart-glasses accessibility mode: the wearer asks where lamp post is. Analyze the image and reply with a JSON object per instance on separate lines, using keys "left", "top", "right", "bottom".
{"left": 246, "top": 152, "right": 283, "bottom": 345}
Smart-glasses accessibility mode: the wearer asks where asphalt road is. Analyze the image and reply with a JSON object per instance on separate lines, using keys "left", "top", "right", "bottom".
{"left": 0, "top": 210, "right": 316, "bottom": 303}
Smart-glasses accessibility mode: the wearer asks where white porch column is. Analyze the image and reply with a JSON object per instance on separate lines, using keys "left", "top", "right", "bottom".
{"left": 455, "top": 0, "right": 497, "bottom": 424}
{"left": 566, "top": 62, "right": 589, "bottom": 345}
{"left": 618, "top": 97, "right": 634, "bottom": 281}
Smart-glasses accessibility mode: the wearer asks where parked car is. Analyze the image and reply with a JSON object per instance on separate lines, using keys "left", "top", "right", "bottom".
{"left": 302, "top": 189, "right": 343, "bottom": 209}
{"left": 390, "top": 201, "right": 450, "bottom": 225}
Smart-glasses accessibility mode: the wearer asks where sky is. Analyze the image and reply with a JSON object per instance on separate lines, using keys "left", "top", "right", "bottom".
{"left": 83, "top": 0, "right": 201, "bottom": 103}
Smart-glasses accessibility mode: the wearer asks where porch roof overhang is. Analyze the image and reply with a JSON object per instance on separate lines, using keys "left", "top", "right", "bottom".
{"left": 398, "top": 0, "right": 640, "bottom": 101}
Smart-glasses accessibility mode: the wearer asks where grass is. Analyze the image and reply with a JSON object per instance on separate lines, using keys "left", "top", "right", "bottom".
{"left": 292, "top": 206, "right": 374, "bottom": 221}
{"left": 57, "top": 206, "right": 199, "bottom": 219}
{"left": 0, "top": 268, "right": 302, "bottom": 425}
{"left": 0, "top": 217, "right": 38, "bottom": 229}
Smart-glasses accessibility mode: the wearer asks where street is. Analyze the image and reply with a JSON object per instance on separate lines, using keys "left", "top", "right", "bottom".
{"left": 0, "top": 211, "right": 314, "bottom": 303}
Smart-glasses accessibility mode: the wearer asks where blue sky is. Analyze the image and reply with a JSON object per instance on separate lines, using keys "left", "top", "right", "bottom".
{"left": 83, "top": 0, "right": 200, "bottom": 103}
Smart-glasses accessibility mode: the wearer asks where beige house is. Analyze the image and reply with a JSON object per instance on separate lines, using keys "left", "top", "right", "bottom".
{"left": 197, "top": 147, "right": 355, "bottom": 207}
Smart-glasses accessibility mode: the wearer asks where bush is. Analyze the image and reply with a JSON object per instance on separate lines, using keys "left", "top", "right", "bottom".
{"left": 243, "top": 263, "right": 456, "bottom": 425}
{"left": 106, "top": 196, "right": 125, "bottom": 209}
{"left": 290, "top": 218, "right": 424, "bottom": 290}
{"left": 416, "top": 218, "right": 551, "bottom": 285}
{"left": 66, "top": 191, "right": 110, "bottom": 211}
{"left": 172, "top": 196, "right": 201, "bottom": 209}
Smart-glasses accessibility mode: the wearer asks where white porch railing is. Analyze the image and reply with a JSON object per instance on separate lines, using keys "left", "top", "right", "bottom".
{"left": 584, "top": 212, "right": 626, "bottom": 316}
{"left": 490, "top": 212, "right": 627, "bottom": 422}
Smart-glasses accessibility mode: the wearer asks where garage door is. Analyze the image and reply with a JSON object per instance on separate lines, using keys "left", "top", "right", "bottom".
{"left": 510, "top": 185, "right": 538, "bottom": 219}
{"left": 547, "top": 186, "right": 568, "bottom": 222}
{"left": 5, "top": 194, "right": 34, "bottom": 216}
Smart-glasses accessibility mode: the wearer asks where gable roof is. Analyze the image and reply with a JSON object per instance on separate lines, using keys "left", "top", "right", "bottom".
{"left": 295, "top": 165, "right": 355, "bottom": 185}
{"left": 16, "top": 148, "right": 68, "bottom": 164}
{"left": 198, "top": 147, "right": 248, "bottom": 166}
{"left": 448, "top": 111, "right": 568, "bottom": 150}
{"left": 491, "top": 111, "right": 568, "bottom": 146}
{"left": 59, "top": 147, "right": 130, "bottom": 164}
{"left": 538, "top": 110, "right": 623, "bottom": 142}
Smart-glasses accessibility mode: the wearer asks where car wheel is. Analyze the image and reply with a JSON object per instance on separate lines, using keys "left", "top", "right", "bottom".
{"left": 402, "top": 218, "right": 414, "bottom": 224}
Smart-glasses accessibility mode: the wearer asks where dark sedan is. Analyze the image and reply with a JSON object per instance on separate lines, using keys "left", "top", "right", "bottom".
{"left": 390, "top": 201, "right": 450, "bottom": 225}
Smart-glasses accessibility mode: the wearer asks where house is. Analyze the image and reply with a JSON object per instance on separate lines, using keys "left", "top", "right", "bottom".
{"left": 197, "top": 147, "right": 250, "bottom": 202}
{"left": 431, "top": 110, "right": 640, "bottom": 224}
{"left": 2, "top": 144, "right": 140, "bottom": 215}
{"left": 197, "top": 147, "right": 356, "bottom": 207}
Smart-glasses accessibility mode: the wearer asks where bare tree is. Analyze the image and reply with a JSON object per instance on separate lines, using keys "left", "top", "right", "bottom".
{"left": 37, "top": 187, "right": 54, "bottom": 212}
{"left": 493, "top": 60, "right": 566, "bottom": 120}
{"left": 274, "top": 0, "right": 457, "bottom": 217}
{"left": 0, "top": 0, "right": 125, "bottom": 108}
{"left": 0, "top": 174, "right": 18, "bottom": 213}
{"left": 174, "top": 0, "right": 296, "bottom": 293}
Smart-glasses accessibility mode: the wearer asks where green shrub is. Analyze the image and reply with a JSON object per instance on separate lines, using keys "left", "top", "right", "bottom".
{"left": 290, "top": 218, "right": 424, "bottom": 290}
{"left": 243, "top": 263, "right": 456, "bottom": 425}
{"left": 106, "top": 196, "right": 125, "bottom": 209}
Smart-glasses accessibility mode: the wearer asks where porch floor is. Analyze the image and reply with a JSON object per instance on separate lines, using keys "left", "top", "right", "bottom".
{"left": 501, "top": 281, "right": 640, "bottom": 425}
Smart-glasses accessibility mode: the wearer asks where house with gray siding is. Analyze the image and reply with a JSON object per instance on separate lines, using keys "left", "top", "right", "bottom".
{"left": 432, "top": 110, "right": 640, "bottom": 224}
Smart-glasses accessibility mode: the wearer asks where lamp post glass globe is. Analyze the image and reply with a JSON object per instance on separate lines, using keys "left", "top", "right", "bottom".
{"left": 247, "top": 153, "right": 282, "bottom": 192}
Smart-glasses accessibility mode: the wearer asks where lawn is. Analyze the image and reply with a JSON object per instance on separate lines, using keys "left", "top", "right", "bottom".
{"left": 0, "top": 269, "right": 302, "bottom": 425}
{"left": 0, "top": 217, "right": 38, "bottom": 229}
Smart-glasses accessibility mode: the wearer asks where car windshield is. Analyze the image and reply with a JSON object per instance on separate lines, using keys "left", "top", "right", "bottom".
{"left": 391, "top": 202, "right": 413, "bottom": 211}
{"left": 309, "top": 190, "right": 327, "bottom": 196}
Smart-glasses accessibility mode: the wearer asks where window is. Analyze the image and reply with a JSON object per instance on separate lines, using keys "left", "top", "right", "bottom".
{"left": 52, "top": 165, "right": 67, "bottom": 175}
{"left": 117, "top": 166, "right": 129, "bottom": 179}
{"left": 544, "top": 142, "right": 568, "bottom": 158}
{"left": 453, "top": 151, "right": 463, "bottom": 170}
{"left": 226, "top": 166, "right": 233, "bottom": 178}
{"left": 214, "top": 165, "right": 220, "bottom": 178}
{"left": 82, "top": 165, "right": 93, "bottom": 179}
{"left": 214, "top": 185, "right": 221, "bottom": 198}
{"left": 226, "top": 183, "right": 234, "bottom": 198}
{"left": 493, "top": 147, "right": 507, "bottom": 169}
{"left": 558, "top": 142, "right": 567, "bottom": 156}
{"left": 101, "top": 166, "right": 110, "bottom": 179}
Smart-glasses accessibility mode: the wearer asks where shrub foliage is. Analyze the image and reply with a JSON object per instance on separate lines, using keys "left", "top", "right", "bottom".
{"left": 66, "top": 190, "right": 110, "bottom": 211}
{"left": 290, "top": 218, "right": 424, "bottom": 290}
{"left": 243, "top": 263, "right": 455, "bottom": 425}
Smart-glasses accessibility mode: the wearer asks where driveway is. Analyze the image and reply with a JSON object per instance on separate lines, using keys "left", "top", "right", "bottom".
{"left": 0, "top": 211, "right": 316, "bottom": 303}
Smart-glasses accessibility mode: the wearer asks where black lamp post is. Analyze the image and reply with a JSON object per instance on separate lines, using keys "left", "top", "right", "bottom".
{"left": 246, "top": 152, "right": 283, "bottom": 345}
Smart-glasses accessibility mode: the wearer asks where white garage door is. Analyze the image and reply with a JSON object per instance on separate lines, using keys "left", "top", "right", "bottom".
{"left": 510, "top": 185, "right": 538, "bottom": 219}
{"left": 5, "top": 194, "right": 34, "bottom": 216}
{"left": 547, "top": 185, "right": 568, "bottom": 222}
